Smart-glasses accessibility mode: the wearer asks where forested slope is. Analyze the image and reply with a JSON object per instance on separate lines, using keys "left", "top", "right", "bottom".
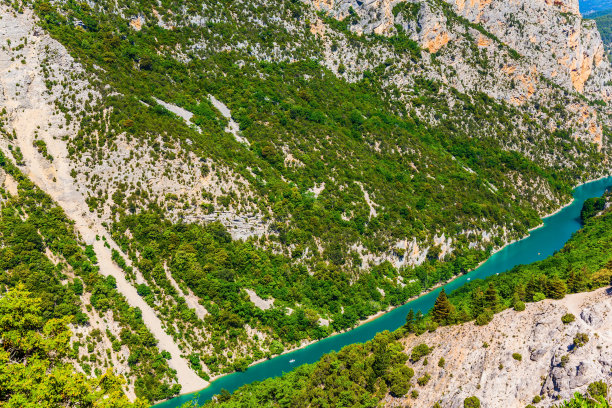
{"left": 0, "top": 154, "right": 178, "bottom": 402}
{"left": 206, "top": 193, "right": 612, "bottom": 407}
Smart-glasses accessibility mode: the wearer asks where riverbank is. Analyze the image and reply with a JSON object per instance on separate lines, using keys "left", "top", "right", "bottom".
{"left": 541, "top": 174, "right": 611, "bottom": 220}
{"left": 154, "top": 175, "right": 612, "bottom": 407}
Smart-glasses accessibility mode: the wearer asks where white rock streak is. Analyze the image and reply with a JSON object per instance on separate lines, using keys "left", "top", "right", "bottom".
{"left": 209, "top": 95, "right": 250, "bottom": 145}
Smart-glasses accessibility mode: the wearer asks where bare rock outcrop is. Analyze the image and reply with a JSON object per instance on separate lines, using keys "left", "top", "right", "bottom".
{"left": 385, "top": 288, "right": 612, "bottom": 407}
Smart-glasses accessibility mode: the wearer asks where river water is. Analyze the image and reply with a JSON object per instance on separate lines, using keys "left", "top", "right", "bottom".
{"left": 155, "top": 176, "right": 612, "bottom": 408}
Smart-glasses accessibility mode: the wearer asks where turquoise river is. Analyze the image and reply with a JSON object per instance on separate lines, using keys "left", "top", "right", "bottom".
{"left": 155, "top": 176, "right": 612, "bottom": 408}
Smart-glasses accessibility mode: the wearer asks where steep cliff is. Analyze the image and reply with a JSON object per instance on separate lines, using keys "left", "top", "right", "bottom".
{"left": 307, "top": 0, "right": 612, "bottom": 145}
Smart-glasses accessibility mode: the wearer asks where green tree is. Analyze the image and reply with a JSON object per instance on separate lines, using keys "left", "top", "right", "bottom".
{"left": 405, "top": 309, "right": 415, "bottom": 332}
{"left": 546, "top": 277, "right": 567, "bottom": 299}
{"left": 573, "top": 333, "right": 589, "bottom": 348}
{"left": 475, "top": 308, "right": 494, "bottom": 326}
{"left": 432, "top": 289, "right": 453, "bottom": 323}
{"left": 581, "top": 197, "right": 606, "bottom": 222}
{"left": 410, "top": 343, "right": 431, "bottom": 362}
{"left": 484, "top": 283, "right": 498, "bottom": 311}
{"left": 559, "top": 392, "right": 610, "bottom": 407}
{"left": 388, "top": 366, "right": 413, "bottom": 397}
{"left": 513, "top": 301, "right": 525, "bottom": 311}
{"left": 588, "top": 381, "right": 608, "bottom": 399}
{"left": 566, "top": 268, "right": 589, "bottom": 293}
{"left": 372, "top": 340, "right": 391, "bottom": 377}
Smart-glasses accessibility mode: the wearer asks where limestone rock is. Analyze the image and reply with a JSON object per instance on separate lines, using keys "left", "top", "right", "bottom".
{"left": 385, "top": 288, "right": 612, "bottom": 407}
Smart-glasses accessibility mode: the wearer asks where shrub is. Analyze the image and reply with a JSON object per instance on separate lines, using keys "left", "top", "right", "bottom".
{"left": 475, "top": 309, "right": 494, "bottom": 326}
{"left": 560, "top": 355, "right": 570, "bottom": 367}
{"left": 389, "top": 366, "right": 414, "bottom": 397}
{"left": 438, "top": 357, "right": 445, "bottom": 368}
{"left": 269, "top": 341, "right": 284, "bottom": 355}
{"left": 512, "top": 353, "right": 522, "bottom": 361}
{"left": 136, "top": 284, "right": 151, "bottom": 297}
{"left": 514, "top": 301, "right": 526, "bottom": 311}
{"left": 464, "top": 396, "right": 481, "bottom": 408}
{"left": 532, "top": 395, "right": 542, "bottom": 403}
{"left": 561, "top": 313, "right": 575, "bottom": 324}
{"left": 573, "top": 333, "right": 589, "bottom": 348}
{"left": 411, "top": 343, "right": 432, "bottom": 361}
{"left": 417, "top": 373, "right": 431, "bottom": 386}
{"left": 587, "top": 381, "right": 608, "bottom": 399}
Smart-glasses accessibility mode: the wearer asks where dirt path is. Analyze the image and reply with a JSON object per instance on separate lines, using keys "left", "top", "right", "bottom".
{"left": 93, "top": 238, "right": 208, "bottom": 393}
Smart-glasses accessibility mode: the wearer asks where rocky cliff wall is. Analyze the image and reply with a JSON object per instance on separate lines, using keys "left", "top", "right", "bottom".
{"left": 305, "top": 0, "right": 612, "bottom": 148}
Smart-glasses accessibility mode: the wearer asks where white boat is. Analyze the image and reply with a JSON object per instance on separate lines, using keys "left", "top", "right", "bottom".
{"left": 289, "top": 359, "right": 295, "bottom": 363}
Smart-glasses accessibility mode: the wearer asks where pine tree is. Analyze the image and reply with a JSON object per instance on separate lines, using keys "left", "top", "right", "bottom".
{"left": 432, "top": 289, "right": 453, "bottom": 323}
{"left": 372, "top": 341, "right": 390, "bottom": 377}
{"left": 471, "top": 287, "right": 485, "bottom": 316}
{"left": 414, "top": 310, "right": 425, "bottom": 334}
{"left": 416, "top": 310, "right": 424, "bottom": 323}
{"left": 567, "top": 268, "right": 587, "bottom": 293}
{"left": 405, "top": 309, "right": 415, "bottom": 332}
{"left": 546, "top": 276, "right": 567, "bottom": 299}
{"left": 514, "top": 284, "right": 526, "bottom": 301}
{"left": 484, "top": 283, "right": 498, "bottom": 311}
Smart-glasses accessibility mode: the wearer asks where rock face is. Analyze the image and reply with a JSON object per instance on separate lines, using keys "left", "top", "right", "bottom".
{"left": 305, "top": 0, "right": 612, "bottom": 147}
{"left": 310, "top": 0, "right": 610, "bottom": 94}
{"left": 385, "top": 288, "right": 612, "bottom": 407}
{"left": 447, "top": 0, "right": 608, "bottom": 94}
